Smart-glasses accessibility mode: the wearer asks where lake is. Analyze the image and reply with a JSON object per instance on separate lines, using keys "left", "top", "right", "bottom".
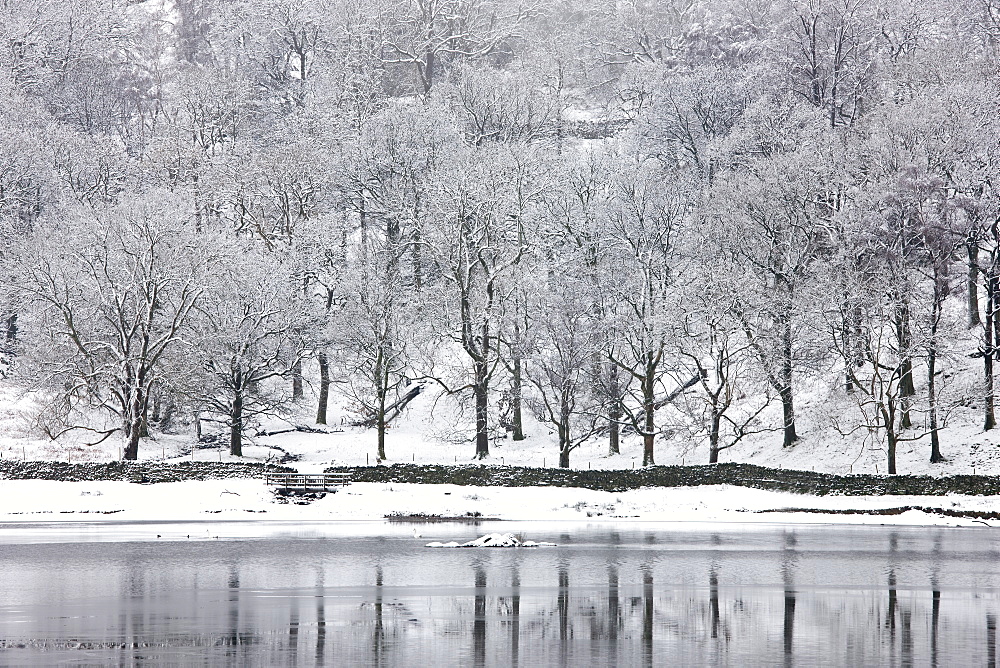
{"left": 0, "top": 520, "right": 998, "bottom": 666}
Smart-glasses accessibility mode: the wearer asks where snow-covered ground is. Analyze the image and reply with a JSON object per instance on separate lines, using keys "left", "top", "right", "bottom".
{"left": 0, "top": 479, "right": 997, "bottom": 528}
{"left": 5, "top": 341, "right": 1000, "bottom": 530}
{"left": 2, "top": 369, "right": 998, "bottom": 477}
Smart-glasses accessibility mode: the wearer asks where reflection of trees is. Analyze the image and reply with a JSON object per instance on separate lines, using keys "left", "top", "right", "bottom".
{"left": 288, "top": 597, "right": 299, "bottom": 661}
{"left": 886, "top": 532, "right": 898, "bottom": 665}
{"left": 558, "top": 562, "right": 569, "bottom": 666}
{"left": 709, "top": 565, "right": 720, "bottom": 640}
{"left": 608, "top": 565, "right": 621, "bottom": 644}
{"left": 989, "top": 614, "right": 996, "bottom": 668}
{"left": 316, "top": 569, "right": 326, "bottom": 666}
{"left": 931, "top": 587, "right": 940, "bottom": 668}
{"left": 901, "top": 607, "right": 912, "bottom": 668}
{"left": 887, "top": 569, "right": 897, "bottom": 640}
{"left": 642, "top": 566, "right": 653, "bottom": 668}
{"left": 373, "top": 565, "right": 384, "bottom": 668}
{"left": 124, "top": 559, "right": 145, "bottom": 652}
{"left": 931, "top": 532, "right": 941, "bottom": 668}
{"left": 782, "top": 531, "right": 797, "bottom": 668}
{"left": 474, "top": 565, "right": 486, "bottom": 668}
{"left": 227, "top": 564, "right": 240, "bottom": 651}
{"left": 20, "top": 530, "right": 1000, "bottom": 666}
{"left": 509, "top": 566, "right": 520, "bottom": 667}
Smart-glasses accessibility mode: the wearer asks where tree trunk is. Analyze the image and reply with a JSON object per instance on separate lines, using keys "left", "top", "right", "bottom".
{"left": 608, "top": 363, "right": 621, "bottom": 455}
{"left": 887, "top": 426, "right": 896, "bottom": 475}
{"left": 230, "top": 392, "right": 243, "bottom": 457}
{"left": 316, "top": 352, "right": 330, "bottom": 425}
{"left": 970, "top": 239, "right": 982, "bottom": 328}
{"left": 558, "top": 399, "right": 571, "bottom": 468}
{"left": 779, "top": 385, "right": 797, "bottom": 448}
{"left": 510, "top": 322, "right": 524, "bottom": 441}
{"left": 411, "top": 224, "right": 423, "bottom": 292}
{"left": 423, "top": 46, "right": 435, "bottom": 94}
{"left": 123, "top": 386, "right": 145, "bottom": 460}
{"left": 928, "top": 380, "right": 942, "bottom": 464}
{"left": 779, "top": 309, "right": 798, "bottom": 447}
{"left": 884, "top": 397, "right": 897, "bottom": 474}
{"left": 292, "top": 359, "right": 304, "bottom": 401}
{"left": 5, "top": 313, "right": 17, "bottom": 342}
{"left": 987, "top": 270, "right": 996, "bottom": 431}
{"left": 376, "top": 389, "right": 387, "bottom": 462}
{"left": 929, "top": 274, "right": 944, "bottom": 464}
{"left": 993, "top": 267, "right": 1000, "bottom": 430}
{"left": 642, "top": 373, "right": 655, "bottom": 466}
{"left": 842, "top": 297, "right": 854, "bottom": 394}
{"left": 842, "top": 292, "right": 862, "bottom": 395}
{"left": 708, "top": 409, "right": 721, "bottom": 464}
{"left": 161, "top": 400, "right": 175, "bottom": 432}
{"left": 474, "top": 362, "right": 489, "bottom": 459}
{"left": 123, "top": 420, "right": 141, "bottom": 460}
{"left": 896, "top": 297, "right": 914, "bottom": 430}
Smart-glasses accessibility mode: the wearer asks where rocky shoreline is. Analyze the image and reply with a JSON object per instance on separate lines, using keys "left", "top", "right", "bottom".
{"left": 325, "top": 462, "right": 1000, "bottom": 497}
{"left": 0, "top": 460, "right": 294, "bottom": 484}
{"left": 1, "top": 460, "right": 999, "bottom": 498}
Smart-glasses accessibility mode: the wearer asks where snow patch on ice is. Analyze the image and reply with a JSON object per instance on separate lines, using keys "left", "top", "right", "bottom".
{"left": 425, "top": 532, "right": 557, "bottom": 548}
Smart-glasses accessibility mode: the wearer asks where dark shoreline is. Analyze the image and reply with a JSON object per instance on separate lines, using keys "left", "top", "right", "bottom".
{"left": 1, "top": 460, "right": 998, "bottom": 498}
{"left": 325, "top": 462, "right": 1000, "bottom": 497}
{"left": 0, "top": 461, "right": 293, "bottom": 484}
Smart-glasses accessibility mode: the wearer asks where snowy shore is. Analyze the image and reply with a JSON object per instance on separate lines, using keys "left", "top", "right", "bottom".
{"left": 1, "top": 478, "right": 999, "bottom": 528}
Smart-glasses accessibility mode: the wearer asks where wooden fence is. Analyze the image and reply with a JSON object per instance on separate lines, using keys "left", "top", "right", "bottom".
{"left": 264, "top": 472, "right": 351, "bottom": 492}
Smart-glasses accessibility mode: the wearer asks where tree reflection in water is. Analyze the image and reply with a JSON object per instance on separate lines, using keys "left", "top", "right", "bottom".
{"left": 509, "top": 565, "right": 520, "bottom": 667}
{"left": 3, "top": 525, "right": 1000, "bottom": 666}
{"left": 473, "top": 564, "right": 486, "bottom": 668}
{"left": 558, "top": 561, "right": 569, "bottom": 666}
{"left": 315, "top": 567, "right": 326, "bottom": 666}
{"left": 989, "top": 613, "right": 996, "bottom": 668}
{"left": 642, "top": 566, "right": 653, "bottom": 668}
{"left": 783, "top": 530, "right": 797, "bottom": 668}
{"left": 373, "top": 565, "right": 384, "bottom": 667}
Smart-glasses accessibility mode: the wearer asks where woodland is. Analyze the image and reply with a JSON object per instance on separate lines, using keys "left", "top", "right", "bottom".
{"left": 1, "top": 0, "right": 999, "bottom": 474}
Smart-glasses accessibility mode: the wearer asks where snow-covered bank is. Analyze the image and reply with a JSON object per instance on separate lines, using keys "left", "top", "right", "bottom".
{"left": 1, "top": 479, "right": 999, "bottom": 528}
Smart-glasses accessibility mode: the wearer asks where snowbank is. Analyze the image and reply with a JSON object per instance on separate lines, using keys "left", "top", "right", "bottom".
{"left": 0, "top": 479, "right": 998, "bottom": 528}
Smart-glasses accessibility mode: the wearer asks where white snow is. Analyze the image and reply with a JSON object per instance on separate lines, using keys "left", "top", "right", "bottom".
{"left": 4, "top": 324, "right": 1000, "bottom": 531}
{"left": 0, "top": 479, "right": 995, "bottom": 528}
{"left": 425, "top": 532, "right": 544, "bottom": 547}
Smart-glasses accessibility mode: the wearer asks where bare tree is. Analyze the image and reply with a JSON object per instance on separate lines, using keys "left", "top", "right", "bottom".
{"left": 20, "top": 199, "right": 202, "bottom": 459}
{"left": 781, "top": 0, "right": 880, "bottom": 128}
{"left": 184, "top": 241, "right": 310, "bottom": 456}
{"left": 718, "top": 136, "right": 834, "bottom": 449}
{"left": 423, "top": 144, "right": 535, "bottom": 459}
{"left": 674, "top": 280, "right": 772, "bottom": 464}
{"left": 525, "top": 274, "right": 603, "bottom": 468}
{"left": 602, "top": 154, "right": 690, "bottom": 466}
{"left": 379, "top": 0, "right": 535, "bottom": 95}
{"left": 333, "top": 220, "right": 412, "bottom": 462}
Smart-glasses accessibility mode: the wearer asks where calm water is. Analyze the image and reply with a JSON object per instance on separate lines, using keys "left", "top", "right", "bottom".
{"left": 0, "top": 520, "right": 998, "bottom": 666}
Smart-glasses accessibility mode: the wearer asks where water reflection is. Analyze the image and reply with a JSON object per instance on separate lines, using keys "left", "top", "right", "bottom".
{"left": 989, "top": 613, "right": 997, "bottom": 668}
{"left": 373, "top": 565, "right": 384, "bottom": 667}
{"left": 474, "top": 565, "right": 486, "bottom": 668}
{"left": 1, "top": 523, "right": 1000, "bottom": 666}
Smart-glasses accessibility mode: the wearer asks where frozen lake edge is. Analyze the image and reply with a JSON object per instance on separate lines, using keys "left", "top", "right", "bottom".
{"left": 0, "top": 475, "right": 999, "bottom": 529}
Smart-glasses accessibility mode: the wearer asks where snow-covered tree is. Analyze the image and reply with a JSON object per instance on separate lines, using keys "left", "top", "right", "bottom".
{"left": 19, "top": 198, "right": 202, "bottom": 459}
